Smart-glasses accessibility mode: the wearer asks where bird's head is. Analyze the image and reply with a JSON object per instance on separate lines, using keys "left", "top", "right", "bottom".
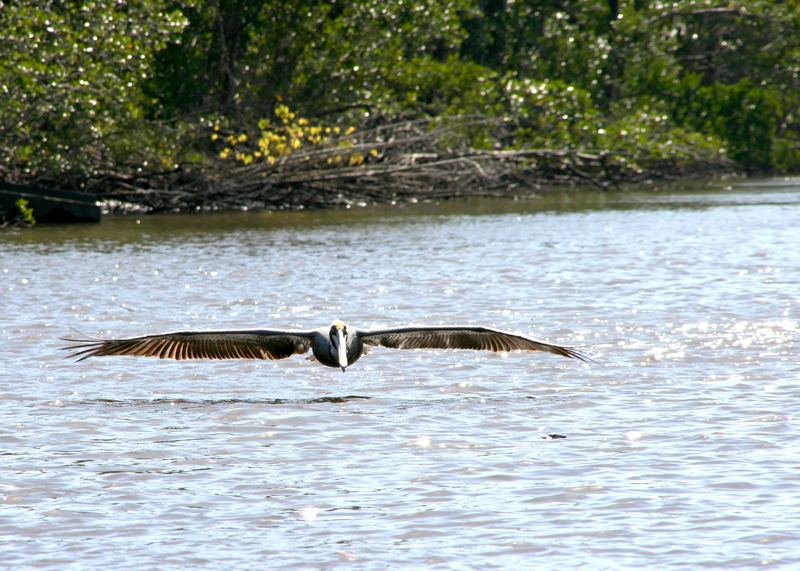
{"left": 330, "top": 320, "right": 348, "bottom": 372}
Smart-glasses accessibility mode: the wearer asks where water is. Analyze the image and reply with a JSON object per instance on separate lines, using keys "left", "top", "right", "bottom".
{"left": 1, "top": 179, "right": 799, "bottom": 569}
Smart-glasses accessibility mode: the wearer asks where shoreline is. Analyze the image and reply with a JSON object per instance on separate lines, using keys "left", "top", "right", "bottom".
{"left": 87, "top": 152, "right": 739, "bottom": 216}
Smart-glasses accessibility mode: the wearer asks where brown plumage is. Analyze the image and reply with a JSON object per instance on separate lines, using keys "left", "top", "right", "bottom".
{"left": 62, "top": 321, "right": 589, "bottom": 371}
{"left": 63, "top": 330, "right": 312, "bottom": 362}
{"left": 358, "top": 326, "right": 586, "bottom": 360}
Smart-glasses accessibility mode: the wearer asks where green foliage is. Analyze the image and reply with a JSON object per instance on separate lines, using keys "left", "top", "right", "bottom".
{"left": 0, "top": 0, "right": 187, "bottom": 182}
{"left": 289, "top": 0, "right": 475, "bottom": 115}
{"left": 386, "top": 56, "right": 500, "bottom": 116}
{"left": 461, "top": 0, "right": 613, "bottom": 88}
{"left": 773, "top": 138, "right": 800, "bottom": 173}
{"left": 504, "top": 78, "right": 600, "bottom": 148}
{"left": 15, "top": 198, "right": 36, "bottom": 226}
{"left": 148, "top": 0, "right": 476, "bottom": 123}
{"left": 2, "top": 0, "right": 800, "bottom": 185}
{"left": 600, "top": 100, "right": 725, "bottom": 169}
{"left": 673, "top": 77, "right": 780, "bottom": 172}
{"left": 148, "top": 0, "right": 800, "bottom": 176}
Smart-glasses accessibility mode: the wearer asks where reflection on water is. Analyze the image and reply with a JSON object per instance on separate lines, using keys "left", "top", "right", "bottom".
{"left": 1, "top": 179, "right": 799, "bottom": 569}
{"left": 12, "top": 177, "right": 800, "bottom": 247}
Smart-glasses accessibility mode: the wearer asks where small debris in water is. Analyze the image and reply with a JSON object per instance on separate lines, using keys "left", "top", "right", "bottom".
{"left": 543, "top": 434, "right": 567, "bottom": 440}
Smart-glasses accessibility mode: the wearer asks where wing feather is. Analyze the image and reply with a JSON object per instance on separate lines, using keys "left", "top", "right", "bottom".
{"left": 357, "top": 326, "right": 589, "bottom": 361}
{"left": 61, "top": 329, "right": 314, "bottom": 362}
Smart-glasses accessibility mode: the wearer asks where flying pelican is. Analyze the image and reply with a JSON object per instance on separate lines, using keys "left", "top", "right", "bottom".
{"left": 61, "top": 320, "right": 588, "bottom": 371}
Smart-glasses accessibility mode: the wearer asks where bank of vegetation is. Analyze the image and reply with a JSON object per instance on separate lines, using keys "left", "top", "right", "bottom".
{"left": 1, "top": 1, "right": 798, "bottom": 213}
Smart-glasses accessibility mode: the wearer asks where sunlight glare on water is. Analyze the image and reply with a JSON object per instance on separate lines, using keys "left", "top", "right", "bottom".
{"left": 1, "top": 179, "right": 799, "bottom": 569}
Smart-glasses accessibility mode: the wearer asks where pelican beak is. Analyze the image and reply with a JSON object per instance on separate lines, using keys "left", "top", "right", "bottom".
{"left": 337, "top": 328, "right": 348, "bottom": 372}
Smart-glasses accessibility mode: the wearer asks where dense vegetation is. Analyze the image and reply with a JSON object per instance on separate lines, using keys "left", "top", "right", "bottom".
{"left": 1, "top": 1, "right": 798, "bottom": 210}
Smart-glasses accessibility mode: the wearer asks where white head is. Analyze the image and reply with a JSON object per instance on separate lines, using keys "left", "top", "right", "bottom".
{"left": 330, "top": 320, "right": 348, "bottom": 371}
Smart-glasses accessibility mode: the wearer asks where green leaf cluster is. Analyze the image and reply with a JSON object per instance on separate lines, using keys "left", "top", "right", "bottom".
{"left": 15, "top": 198, "right": 36, "bottom": 226}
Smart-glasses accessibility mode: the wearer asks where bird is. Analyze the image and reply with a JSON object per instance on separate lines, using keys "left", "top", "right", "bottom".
{"left": 61, "top": 320, "right": 589, "bottom": 371}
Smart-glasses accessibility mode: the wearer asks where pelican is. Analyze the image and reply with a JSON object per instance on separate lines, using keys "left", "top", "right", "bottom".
{"left": 61, "top": 320, "right": 588, "bottom": 371}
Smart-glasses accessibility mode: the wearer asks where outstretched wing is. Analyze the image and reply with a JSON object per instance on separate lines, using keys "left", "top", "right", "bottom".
{"left": 356, "top": 326, "right": 589, "bottom": 361}
{"left": 61, "top": 329, "right": 315, "bottom": 362}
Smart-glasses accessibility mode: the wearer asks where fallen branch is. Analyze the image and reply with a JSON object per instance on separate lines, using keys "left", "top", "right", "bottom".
{"left": 83, "top": 116, "right": 733, "bottom": 213}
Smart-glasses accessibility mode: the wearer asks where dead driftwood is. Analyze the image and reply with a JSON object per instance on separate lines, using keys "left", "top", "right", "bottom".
{"left": 85, "top": 117, "right": 729, "bottom": 213}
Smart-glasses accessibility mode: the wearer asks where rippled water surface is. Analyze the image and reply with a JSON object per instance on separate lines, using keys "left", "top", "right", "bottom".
{"left": 2, "top": 179, "right": 799, "bottom": 569}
